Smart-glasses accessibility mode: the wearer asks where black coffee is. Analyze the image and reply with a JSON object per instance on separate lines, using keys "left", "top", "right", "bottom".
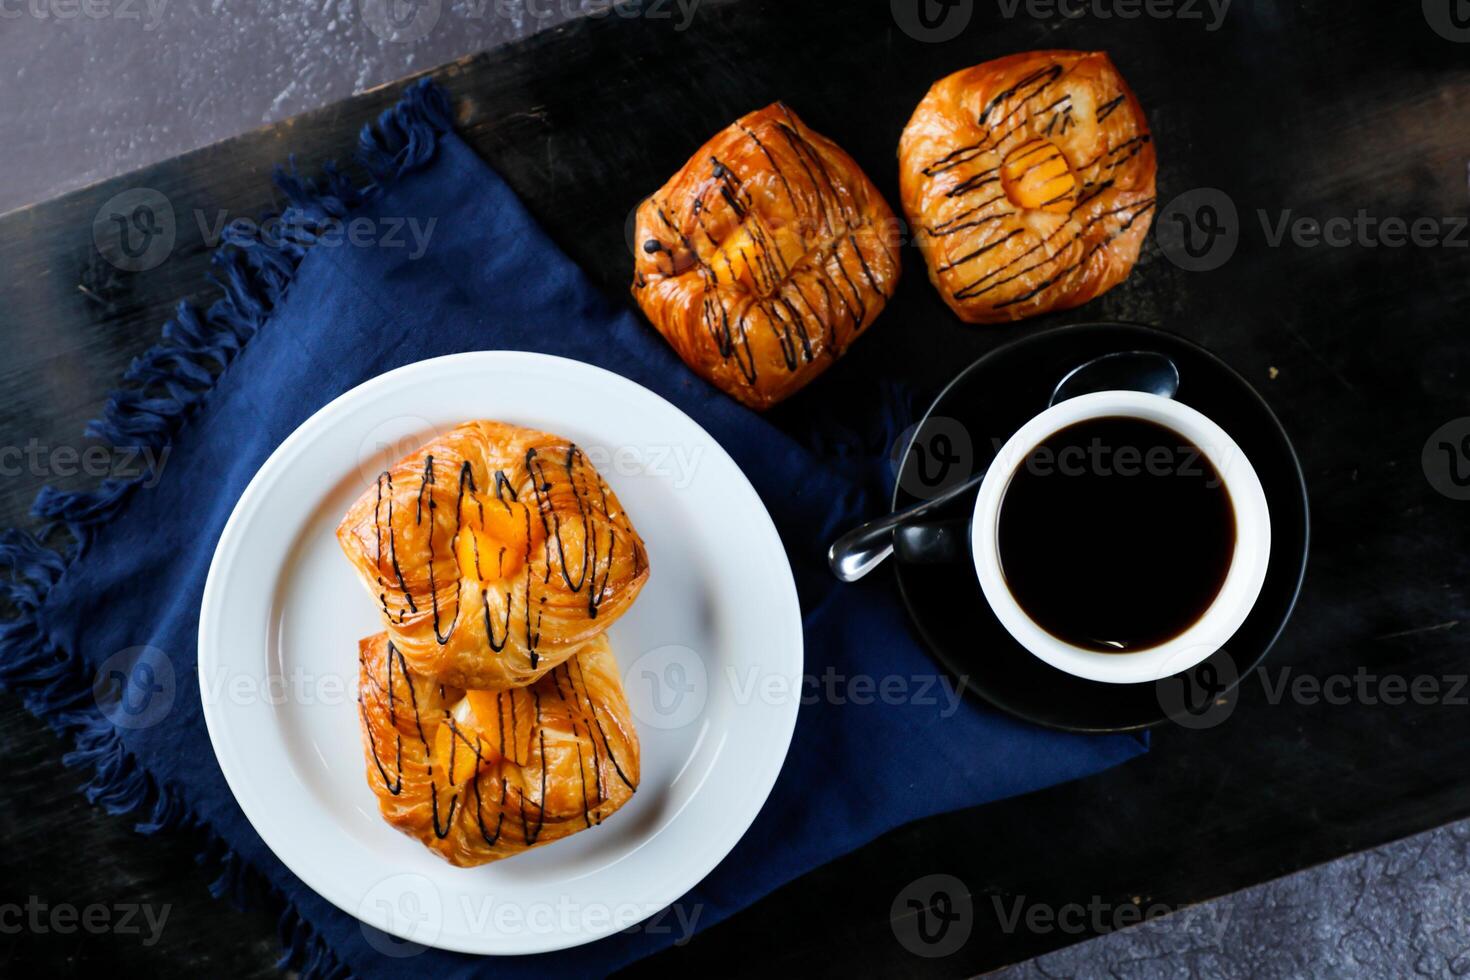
{"left": 996, "top": 416, "right": 1236, "bottom": 653}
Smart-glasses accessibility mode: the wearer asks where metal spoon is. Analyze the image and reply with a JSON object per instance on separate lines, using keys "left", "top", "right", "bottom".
{"left": 826, "top": 350, "right": 1181, "bottom": 582}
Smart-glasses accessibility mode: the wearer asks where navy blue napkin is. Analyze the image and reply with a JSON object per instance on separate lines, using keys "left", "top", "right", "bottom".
{"left": 0, "top": 81, "right": 1145, "bottom": 976}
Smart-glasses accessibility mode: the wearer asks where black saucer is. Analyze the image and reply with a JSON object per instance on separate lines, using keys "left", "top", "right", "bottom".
{"left": 891, "top": 323, "right": 1309, "bottom": 733}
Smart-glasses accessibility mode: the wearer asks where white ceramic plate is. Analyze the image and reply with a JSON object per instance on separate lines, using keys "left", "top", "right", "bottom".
{"left": 198, "top": 352, "right": 802, "bottom": 956}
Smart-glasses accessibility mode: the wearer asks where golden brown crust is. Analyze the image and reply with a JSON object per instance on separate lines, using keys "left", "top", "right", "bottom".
{"left": 898, "top": 50, "right": 1157, "bottom": 324}
{"left": 631, "top": 102, "right": 902, "bottom": 410}
{"left": 358, "top": 632, "right": 639, "bottom": 867}
{"left": 337, "top": 421, "right": 649, "bottom": 691}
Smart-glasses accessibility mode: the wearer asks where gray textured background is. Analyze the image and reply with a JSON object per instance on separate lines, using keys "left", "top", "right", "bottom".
{"left": 0, "top": 1, "right": 1457, "bottom": 976}
{"left": 993, "top": 819, "right": 1470, "bottom": 978}
{"left": 0, "top": 0, "right": 576, "bottom": 215}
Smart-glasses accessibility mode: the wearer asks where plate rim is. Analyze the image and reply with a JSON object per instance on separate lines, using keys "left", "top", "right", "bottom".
{"left": 198, "top": 350, "right": 803, "bottom": 955}
{"left": 890, "top": 321, "right": 1311, "bottom": 734}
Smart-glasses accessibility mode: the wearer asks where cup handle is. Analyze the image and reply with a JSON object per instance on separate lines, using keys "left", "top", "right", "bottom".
{"left": 893, "top": 518, "right": 971, "bottom": 565}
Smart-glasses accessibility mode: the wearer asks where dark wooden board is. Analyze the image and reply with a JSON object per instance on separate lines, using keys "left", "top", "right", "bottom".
{"left": 3, "top": 1, "right": 1470, "bottom": 975}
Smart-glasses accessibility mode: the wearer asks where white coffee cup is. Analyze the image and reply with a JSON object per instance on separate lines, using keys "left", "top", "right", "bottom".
{"left": 971, "top": 390, "right": 1271, "bottom": 685}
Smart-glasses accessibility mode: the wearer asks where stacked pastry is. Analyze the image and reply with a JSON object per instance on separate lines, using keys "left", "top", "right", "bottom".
{"left": 337, "top": 421, "right": 648, "bottom": 867}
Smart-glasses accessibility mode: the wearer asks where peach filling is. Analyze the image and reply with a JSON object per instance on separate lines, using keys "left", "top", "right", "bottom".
{"left": 464, "top": 689, "right": 535, "bottom": 766}
{"left": 455, "top": 500, "right": 532, "bottom": 583}
{"left": 432, "top": 707, "right": 482, "bottom": 789}
{"left": 1000, "top": 138, "right": 1077, "bottom": 214}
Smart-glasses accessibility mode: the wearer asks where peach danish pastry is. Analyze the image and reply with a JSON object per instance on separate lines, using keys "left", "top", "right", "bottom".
{"left": 631, "top": 102, "right": 902, "bottom": 410}
{"left": 338, "top": 421, "right": 649, "bottom": 692}
{"left": 898, "top": 50, "right": 1157, "bottom": 324}
{"left": 358, "top": 632, "right": 639, "bottom": 866}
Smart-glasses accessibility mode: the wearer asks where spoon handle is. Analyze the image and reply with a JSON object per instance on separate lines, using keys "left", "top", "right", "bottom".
{"left": 892, "top": 518, "right": 971, "bottom": 565}
{"left": 826, "top": 469, "right": 986, "bottom": 582}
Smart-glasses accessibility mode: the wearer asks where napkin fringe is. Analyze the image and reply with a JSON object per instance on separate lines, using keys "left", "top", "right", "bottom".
{"left": 34, "top": 78, "right": 453, "bottom": 556}
{"left": 0, "top": 77, "right": 453, "bottom": 980}
{"left": 0, "top": 530, "right": 73, "bottom": 710}
{"left": 0, "top": 539, "right": 350, "bottom": 979}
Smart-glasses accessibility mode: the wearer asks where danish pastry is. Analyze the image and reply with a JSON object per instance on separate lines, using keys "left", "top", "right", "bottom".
{"left": 631, "top": 102, "right": 902, "bottom": 410}
{"left": 338, "top": 421, "right": 649, "bottom": 692}
{"left": 358, "top": 632, "right": 639, "bottom": 867}
{"left": 898, "top": 50, "right": 1156, "bottom": 324}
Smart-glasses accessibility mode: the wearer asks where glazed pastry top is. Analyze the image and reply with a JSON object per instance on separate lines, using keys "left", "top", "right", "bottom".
{"left": 338, "top": 420, "right": 649, "bottom": 692}
{"left": 899, "top": 50, "right": 1156, "bottom": 324}
{"left": 632, "top": 102, "right": 901, "bottom": 410}
{"left": 357, "top": 632, "right": 639, "bottom": 867}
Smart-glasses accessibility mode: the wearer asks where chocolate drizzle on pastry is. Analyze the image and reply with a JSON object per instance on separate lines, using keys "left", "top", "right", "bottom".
{"left": 346, "top": 423, "right": 646, "bottom": 869}
{"left": 898, "top": 50, "right": 1157, "bottom": 323}
{"left": 374, "top": 471, "right": 417, "bottom": 621}
{"left": 342, "top": 421, "right": 650, "bottom": 692}
{"left": 360, "top": 639, "right": 412, "bottom": 796}
{"left": 356, "top": 632, "right": 639, "bottom": 867}
{"left": 631, "top": 102, "right": 902, "bottom": 410}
